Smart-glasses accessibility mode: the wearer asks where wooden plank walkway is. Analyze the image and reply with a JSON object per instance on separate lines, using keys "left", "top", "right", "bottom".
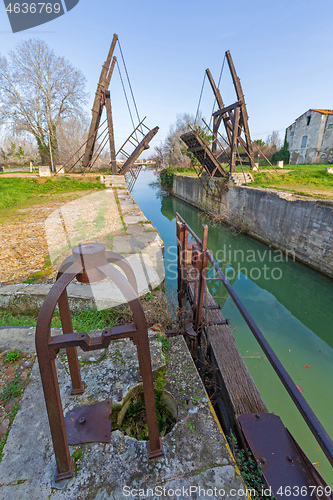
{"left": 187, "top": 278, "right": 268, "bottom": 418}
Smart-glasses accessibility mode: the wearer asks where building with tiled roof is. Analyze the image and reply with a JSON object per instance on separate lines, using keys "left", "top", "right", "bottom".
{"left": 286, "top": 109, "right": 333, "bottom": 164}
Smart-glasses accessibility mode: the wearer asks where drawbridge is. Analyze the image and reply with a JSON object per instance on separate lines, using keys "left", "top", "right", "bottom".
{"left": 180, "top": 50, "right": 256, "bottom": 187}
{"left": 61, "top": 34, "right": 158, "bottom": 191}
{"left": 180, "top": 129, "right": 227, "bottom": 178}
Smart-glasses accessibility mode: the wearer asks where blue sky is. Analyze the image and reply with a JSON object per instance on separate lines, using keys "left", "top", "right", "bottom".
{"left": 1, "top": 0, "right": 333, "bottom": 155}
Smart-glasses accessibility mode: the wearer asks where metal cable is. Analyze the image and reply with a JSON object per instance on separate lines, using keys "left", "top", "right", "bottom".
{"left": 195, "top": 72, "right": 206, "bottom": 126}
{"left": 88, "top": 129, "right": 109, "bottom": 171}
{"left": 209, "top": 54, "right": 226, "bottom": 129}
{"left": 116, "top": 59, "right": 137, "bottom": 140}
{"left": 118, "top": 40, "right": 141, "bottom": 128}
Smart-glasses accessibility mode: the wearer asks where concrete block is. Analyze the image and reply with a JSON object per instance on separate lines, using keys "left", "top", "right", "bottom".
{"left": 39, "top": 166, "right": 51, "bottom": 177}
{"left": 55, "top": 165, "right": 65, "bottom": 175}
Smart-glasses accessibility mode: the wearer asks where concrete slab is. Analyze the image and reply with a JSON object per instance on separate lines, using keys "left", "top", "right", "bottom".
{"left": 0, "top": 335, "right": 246, "bottom": 499}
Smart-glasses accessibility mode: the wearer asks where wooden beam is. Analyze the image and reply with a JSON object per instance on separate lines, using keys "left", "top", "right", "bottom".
{"left": 206, "top": 68, "right": 233, "bottom": 147}
{"left": 82, "top": 34, "right": 118, "bottom": 169}
{"left": 106, "top": 56, "right": 117, "bottom": 88}
{"left": 230, "top": 105, "right": 240, "bottom": 173}
{"left": 105, "top": 91, "right": 117, "bottom": 174}
{"left": 212, "top": 100, "right": 242, "bottom": 118}
{"left": 225, "top": 51, "right": 255, "bottom": 169}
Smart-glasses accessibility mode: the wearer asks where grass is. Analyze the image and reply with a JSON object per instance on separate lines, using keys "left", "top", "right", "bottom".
{"left": 251, "top": 164, "right": 333, "bottom": 196}
{"left": 0, "top": 176, "right": 105, "bottom": 224}
{"left": 168, "top": 163, "right": 333, "bottom": 198}
{"left": 0, "top": 307, "right": 123, "bottom": 331}
{"left": 0, "top": 289, "right": 172, "bottom": 331}
{"left": 0, "top": 374, "right": 25, "bottom": 405}
{"left": 0, "top": 176, "right": 104, "bottom": 210}
{"left": 4, "top": 349, "right": 21, "bottom": 363}
{"left": 228, "top": 434, "right": 274, "bottom": 500}
{"left": 119, "top": 390, "right": 175, "bottom": 440}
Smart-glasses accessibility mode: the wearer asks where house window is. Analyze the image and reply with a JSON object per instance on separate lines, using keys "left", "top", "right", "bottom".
{"left": 306, "top": 116, "right": 311, "bottom": 126}
{"left": 328, "top": 124, "right": 333, "bottom": 130}
{"left": 301, "top": 136, "right": 308, "bottom": 148}
{"left": 290, "top": 132, "right": 294, "bottom": 136}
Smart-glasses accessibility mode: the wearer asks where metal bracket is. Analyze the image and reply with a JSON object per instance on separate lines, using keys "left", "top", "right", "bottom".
{"left": 238, "top": 413, "right": 332, "bottom": 500}
{"left": 65, "top": 399, "right": 112, "bottom": 445}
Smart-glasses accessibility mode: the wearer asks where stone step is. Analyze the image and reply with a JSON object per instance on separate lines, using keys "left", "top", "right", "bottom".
{"left": 229, "top": 172, "right": 254, "bottom": 185}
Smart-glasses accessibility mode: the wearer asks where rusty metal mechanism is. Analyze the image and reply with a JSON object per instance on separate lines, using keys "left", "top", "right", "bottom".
{"left": 175, "top": 213, "right": 333, "bottom": 496}
{"left": 238, "top": 413, "right": 332, "bottom": 500}
{"left": 35, "top": 242, "right": 164, "bottom": 482}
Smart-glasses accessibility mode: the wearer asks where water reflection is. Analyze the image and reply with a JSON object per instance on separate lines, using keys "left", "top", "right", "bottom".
{"left": 132, "top": 170, "right": 333, "bottom": 485}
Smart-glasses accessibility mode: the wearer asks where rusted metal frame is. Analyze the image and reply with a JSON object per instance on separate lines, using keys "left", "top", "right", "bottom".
{"left": 230, "top": 106, "right": 240, "bottom": 174}
{"left": 57, "top": 284, "right": 84, "bottom": 395}
{"left": 97, "top": 262, "right": 164, "bottom": 458}
{"left": 176, "top": 213, "right": 201, "bottom": 245}
{"left": 105, "top": 91, "right": 117, "bottom": 174}
{"left": 193, "top": 225, "right": 208, "bottom": 330}
{"left": 205, "top": 247, "right": 333, "bottom": 466}
{"left": 65, "top": 153, "right": 85, "bottom": 175}
{"left": 180, "top": 223, "right": 189, "bottom": 307}
{"left": 105, "top": 251, "right": 138, "bottom": 294}
{"left": 127, "top": 165, "right": 143, "bottom": 193}
{"left": 176, "top": 221, "right": 182, "bottom": 309}
{"left": 225, "top": 50, "right": 255, "bottom": 169}
{"left": 37, "top": 248, "right": 164, "bottom": 480}
{"left": 116, "top": 117, "right": 148, "bottom": 156}
{"left": 119, "top": 149, "right": 130, "bottom": 158}
{"left": 35, "top": 263, "right": 83, "bottom": 480}
{"left": 48, "top": 324, "right": 138, "bottom": 352}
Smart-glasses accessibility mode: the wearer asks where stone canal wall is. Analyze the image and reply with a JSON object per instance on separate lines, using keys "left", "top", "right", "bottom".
{"left": 173, "top": 174, "right": 333, "bottom": 278}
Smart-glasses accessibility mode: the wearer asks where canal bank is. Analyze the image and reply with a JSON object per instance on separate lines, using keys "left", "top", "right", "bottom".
{"left": 129, "top": 170, "right": 333, "bottom": 486}
{"left": 172, "top": 174, "right": 333, "bottom": 279}
{"left": 0, "top": 175, "right": 165, "bottom": 313}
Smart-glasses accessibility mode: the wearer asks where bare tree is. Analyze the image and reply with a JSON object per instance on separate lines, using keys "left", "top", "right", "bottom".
{"left": 0, "top": 130, "right": 39, "bottom": 165}
{"left": 162, "top": 113, "right": 197, "bottom": 168}
{"left": 0, "top": 39, "right": 87, "bottom": 167}
{"left": 266, "top": 130, "right": 281, "bottom": 150}
{"left": 57, "top": 114, "right": 89, "bottom": 165}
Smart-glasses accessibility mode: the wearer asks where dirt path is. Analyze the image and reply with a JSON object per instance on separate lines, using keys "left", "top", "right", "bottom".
{"left": 0, "top": 189, "right": 105, "bottom": 284}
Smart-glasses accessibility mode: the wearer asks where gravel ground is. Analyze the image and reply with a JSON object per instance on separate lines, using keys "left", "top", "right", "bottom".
{"left": 0, "top": 202, "right": 68, "bottom": 284}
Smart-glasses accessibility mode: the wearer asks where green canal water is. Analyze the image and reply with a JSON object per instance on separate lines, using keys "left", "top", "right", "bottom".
{"left": 130, "top": 170, "right": 333, "bottom": 486}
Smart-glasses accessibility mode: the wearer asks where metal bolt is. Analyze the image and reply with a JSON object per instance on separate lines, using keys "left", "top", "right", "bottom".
{"left": 117, "top": 389, "right": 122, "bottom": 402}
{"left": 261, "top": 457, "right": 266, "bottom": 464}
{"left": 287, "top": 455, "right": 293, "bottom": 462}
{"left": 255, "top": 413, "right": 261, "bottom": 419}
{"left": 79, "top": 417, "right": 86, "bottom": 425}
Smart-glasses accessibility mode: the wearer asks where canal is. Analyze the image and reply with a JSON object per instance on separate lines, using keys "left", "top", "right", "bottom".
{"left": 130, "top": 169, "right": 333, "bottom": 486}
